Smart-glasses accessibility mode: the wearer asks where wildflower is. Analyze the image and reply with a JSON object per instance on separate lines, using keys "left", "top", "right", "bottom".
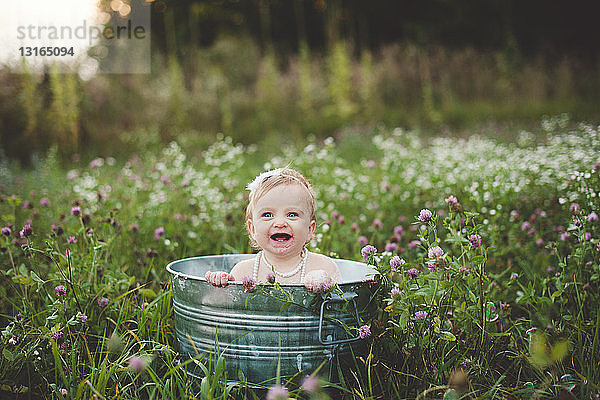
{"left": 266, "top": 385, "right": 289, "bottom": 400}
{"left": 527, "top": 228, "right": 536, "bottom": 235}
{"left": 242, "top": 276, "right": 256, "bottom": 293}
{"left": 64, "top": 249, "right": 71, "bottom": 257}
{"left": 372, "top": 218, "right": 383, "bottom": 230}
{"left": 130, "top": 223, "right": 139, "bottom": 232}
{"left": 393, "top": 225, "right": 404, "bottom": 236}
{"left": 154, "top": 226, "right": 165, "bottom": 241}
{"left": 301, "top": 375, "right": 320, "bottom": 393}
{"left": 71, "top": 206, "right": 81, "bottom": 216}
{"left": 89, "top": 158, "right": 103, "bottom": 168}
{"left": 428, "top": 246, "right": 444, "bottom": 259}
{"left": 351, "top": 223, "right": 359, "bottom": 232}
{"left": 547, "top": 266, "right": 554, "bottom": 273}
{"left": 8, "top": 336, "right": 18, "bottom": 345}
{"left": 266, "top": 272, "right": 275, "bottom": 284}
{"left": 77, "top": 312, "right": 88, "bottom": 322}
{"left": 385, "top": 242, "right": 399, "bottom": 253}
{"left": 181, "top": 179, "right": 190, "bottom": 188}
{"left": 418, "top": 209, "right": 432, "bottom": 222}
{"left": 86, "top": 228, "right": 94, "bottom": 235}
{"left": 40, "top": 198, "right": 50, "bottom": 206}
{"left": 55, "top": 285, "right": 67, "bottom": 296}
{"left": 52, "top": 331, "right": 63, "bottom": 343}
{"left": 359, "top": 324, "right": 371, "bottom": 339}
{"left": 579, "top": 232, "right": 592, "bottom": 242}
{"left": 390, "top": 287, "right": 401, "bottom": 299}
{"left": 146, "top": 248, "right": 158, "bottom": 258}
{"left": 597, "top": 242, "right": 600, "bottom": 251}
{"left": 67, "top": 236, "right": 77, "bottom": 244}
{"left": 511, "top": 273, "right": 519, "bottom": 279}
{"left": 160, "top": 175, "right": 171, "bottom": 185}
{"left": 445, "top": 195, "right": 458, "bottom": 206}
{"left": 520, "top": 221, "right": 531, "bottom": 231}
{"left": 19, "top": 224, "right": 32, "bottom": 238}
{"left": 128, "top": 355, "right": 147, "bottom": 372}
{"left": 536, "top": 238, "right": 544, "bottom": 247}
{"left": 570, "top": 203, "right": 580, "bottom": 213}
{"left": 554, "top": 225, "right": 564, "bottom": 232}
{"left": 98, "top": 297, "right": 109, "bottom": 308}
{"left": 358, "top": 235, "right": 368, "bottom": 246}
{"left": 365, "top": 160, "right": 376, "bottom": 168}
{"left": 415, "top": 311, "right": 427, "bottom": 320}
{"left": 560, "top": 232, "right": 570, "bottom": 241}
{"left": 582, "top": 283, "right": 590, "bottom": 291}
{"left": 406, "top": 268, "right": 419, "bottom": 278}
{"left": 1, "top": 226, "right": 11, "bottom": 236}
{"left": 305, "top": 271, "right": 333, "bottom": 293}
{"left": 408, "top": 240, "right": 421, "bottom": 249}
{"left": 469, "top": 234, "right": 482, "bottom": 247}
{"left": 16, "top": 313, "right": 22, "bottom": 321}
{"left": 60, "top": 388, "right": 68, "bottom": 396}
{"left": 389, "top": 256, "right": 405, "bottom": 271}
{"left": 337, "top": 215, "right": 345, "bottom": 224}
{"left": 459, "top": 266, "right": 470, "bottom": 274}
{"left": 588, "top": 212, "right": 599, "bottom": 222}
{"left": 361, "top": 245, "right": 377, "bottom": 260}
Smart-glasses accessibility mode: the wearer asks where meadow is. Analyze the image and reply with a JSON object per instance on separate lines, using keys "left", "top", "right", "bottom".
{"left": 0, "top": 116, "right": 599, "bottom": 399}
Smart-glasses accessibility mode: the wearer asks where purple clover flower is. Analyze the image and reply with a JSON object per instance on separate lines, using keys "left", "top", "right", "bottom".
{"left": 301, "top": 375, "right": 320, "bottom": 393}
{"left": 459, "top": 266, "right": 470, "bottom": 274}
{"left": 128, "top": 355, "right": 147, "bottom": 372}
{"left": 54, "top": 285, "right": 67, "bottom": 296}
{"left": 98, "top": 297, "right": 109, "bottom": 308}
{"left": 408, "top": 240, "right": 421, "bottom": 249}
{"left": 8, "top": 336, "right": 19, "bottom": 345}
{"left": 428, "top": 246, "right": 444, "bottom": 259}
{"left": 385, "top": 242, "right": 399, "bottom": 252}
{"left": 358, "top": 324, "right": 371, "bottom": 339}
{"left": 520, "top": 221, "right": 531, "bottom": 231}
{"left": 40, "top": 198, "right": 50, "bottom": 206}
{"left": 393, "top": 225, "right": 404, "bottom": 236}
{"left": 406, "top": 268, "right": 419, "bottom": 278}
{"left": 588, "top": 212, "right": 599, "bottom": 222}
{"left": 358, "top": 235, "right": 368, "bottom": 246}
{"left": 1, "top": 226, "right": 11, "bottom": 236}
{"left": 67, "top": 236, "right": 77, "bottom": 244}
{"left": 71, "top": 206, "right": 81, "bottom": 216}
{"left": 418, "top": 209, "right": 432, "bottom": 222}
{"left": 469, "top": 234, "right": 482, "bottom": 247}
{"left": 579, "top": 232, "right": 592, "bottom": 242}
{"left": 20, "top": 224, "right": 33, "bottom": 238}
{"left": 536, "top": 238, "right": 545, "bottom": 247}
{"left": 266, "top": 272, "right": 275, "bottom": 284}
{"left": 390, "top": 287, "right": 401, "bottom": 299}
{"left": 52, "top": 331, "right": 63, "bottom": 343}
{"left": 361, "top": 245, "right": 377, "bottom": 260}
{"left": 77, "top": 312, "right": 88, "bottom": 322}
{"left": 560, "top": 232, "right": 570, "bottom": 241}
{"left": 445, "top": 195, "right": 458, "bottom": 205}
{"left": 570, "top": 203, "right": 580, "bottom": 212}
{"left": 372, "top": 218, "right": 383, "bottom": 230}
{"left": 389, "top": 256, "right": 405, "bottom": 272}
{"left": 266, "top": 385, "right": 289, "bottom": 400}
{"left": 415, "top": 311, "right": 428, "bottom": 320}
{"left": 511, "top": 273, "right": 519, "bottom": 279}
{"left": 154, "top": 226, "right": 165, "bottom": 241}
{"left": 242, "top": 276, "right": 256, "bottom": 293}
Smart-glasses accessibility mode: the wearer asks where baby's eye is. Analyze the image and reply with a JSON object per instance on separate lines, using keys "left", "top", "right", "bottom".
{"left": 287, "top": 212, "right": 298, "bottom": 217}
{"left": 262, "top": 212, "right": 272, "bottom": 218}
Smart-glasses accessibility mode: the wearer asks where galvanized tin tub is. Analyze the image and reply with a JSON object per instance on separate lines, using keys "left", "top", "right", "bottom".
{"left": 166, "top": 254, "right": 378, "bottom": 384}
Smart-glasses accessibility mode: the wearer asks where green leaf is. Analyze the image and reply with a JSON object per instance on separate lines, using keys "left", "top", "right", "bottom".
{"left": 439, "top": 331, "right": 457, "bottom": 341}
{"left": 279, "top": 301, "right": 292, "bottom": 312}
{"left": 2, "top": 348, "right": 15, "bottom": 361}
{"left": 551, "top": 340, "right": 569, "bottom": 362}
{"left": 140, "top": 288, "right": 157, "bottom": 299}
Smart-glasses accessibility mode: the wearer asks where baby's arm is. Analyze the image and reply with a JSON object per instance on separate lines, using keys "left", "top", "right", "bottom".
{"left": 204, "top": 259, "right": 253, "bottom": 287}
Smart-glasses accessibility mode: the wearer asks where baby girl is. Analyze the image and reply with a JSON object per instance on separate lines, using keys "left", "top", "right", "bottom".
{"left": 205, "top": 167, "right": 340, "bottom": 291}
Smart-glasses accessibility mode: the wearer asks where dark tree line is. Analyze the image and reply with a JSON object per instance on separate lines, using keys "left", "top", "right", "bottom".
{"left": 149, "top": 0, "right": 600, "bottom": 61}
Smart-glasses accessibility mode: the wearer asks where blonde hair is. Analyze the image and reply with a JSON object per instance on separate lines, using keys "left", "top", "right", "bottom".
{"left": 245, "top": 167, "right": 316, "bottom": 248}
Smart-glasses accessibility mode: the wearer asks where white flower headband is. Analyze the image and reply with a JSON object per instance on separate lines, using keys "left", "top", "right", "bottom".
{"left": 245, "top": 168, "right": 314, "bottom": 199}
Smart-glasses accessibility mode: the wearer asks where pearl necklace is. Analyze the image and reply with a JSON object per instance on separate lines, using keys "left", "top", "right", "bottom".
{"left": 253, "top": 248, "right": 308, "bottom": 283}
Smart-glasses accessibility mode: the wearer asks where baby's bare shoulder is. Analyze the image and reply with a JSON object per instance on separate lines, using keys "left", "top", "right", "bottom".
{"left": 229, "top": 258, "right": 254, "bottom": 280}
{"left": 307, "top": 252, "right": 341, "bottom": 280}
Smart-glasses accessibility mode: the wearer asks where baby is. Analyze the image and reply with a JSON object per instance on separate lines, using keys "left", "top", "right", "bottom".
{"left": 205, "top": 167, "right": 341, "bottom": 291}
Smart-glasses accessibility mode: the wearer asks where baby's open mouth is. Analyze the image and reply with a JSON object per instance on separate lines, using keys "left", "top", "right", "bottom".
{"left": 270, "top": 233, "right": 292, "bottom": 241}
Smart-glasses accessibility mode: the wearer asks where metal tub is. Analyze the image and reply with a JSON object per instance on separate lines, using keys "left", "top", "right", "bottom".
{"left": 166, "top": 254, "right": 378, "bottom": 384}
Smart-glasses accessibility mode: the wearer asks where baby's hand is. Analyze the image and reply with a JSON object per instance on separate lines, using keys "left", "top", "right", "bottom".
{"left": 304, "top": 269, "right": 334, "bottom": 293}
{"left": 205, "top": 271, "right": 235, "bottom": 287}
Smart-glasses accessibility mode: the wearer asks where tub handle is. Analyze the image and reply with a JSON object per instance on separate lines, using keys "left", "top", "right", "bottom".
{"left": 318, "top": 293, "right": 361, "bottom": 345}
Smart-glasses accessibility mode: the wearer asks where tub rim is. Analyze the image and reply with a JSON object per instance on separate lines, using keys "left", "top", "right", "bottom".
{"left": 166, "top": 253, "right": 379, "bottom": 287}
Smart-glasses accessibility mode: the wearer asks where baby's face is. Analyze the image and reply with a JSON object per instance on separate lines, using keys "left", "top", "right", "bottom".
{"left": 247, "top": 183, "right": 316, "bottom": 259}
